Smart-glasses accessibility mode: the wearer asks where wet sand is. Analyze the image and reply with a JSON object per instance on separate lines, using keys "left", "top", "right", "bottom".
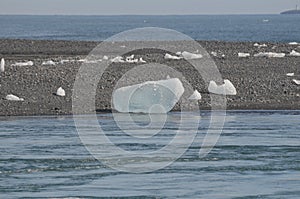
{"left": 0, "top": 39, "right": 300, "bottom": 116}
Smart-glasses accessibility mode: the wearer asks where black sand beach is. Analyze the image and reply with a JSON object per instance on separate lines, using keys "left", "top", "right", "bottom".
{"left": 0, "top": 39, "right": 300, "bottom": 116}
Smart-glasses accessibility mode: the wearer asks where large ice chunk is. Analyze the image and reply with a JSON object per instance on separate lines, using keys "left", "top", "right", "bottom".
{"left": 113, "top": 78, "right": 184, "bottom": 113}
{"left": 5, "top": 94, "right": 24, "bottom": 101}
{"left": 208, "top": 79, "right": 237, "bottom": 95}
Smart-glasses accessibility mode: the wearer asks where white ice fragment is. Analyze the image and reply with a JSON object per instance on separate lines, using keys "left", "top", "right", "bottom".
{"left": 12, "top": 61, "right": 34, "bottom": 67}
{"left": 181, "top": 51, "right": 203, "bottom": 60}
{"left": 113, "top": 78, "right": 184, "bottom": 113}
{"left": 56, "top": 87, "right": 66, "bottom": 97}
{"left": 254, "top": 43, "right": 267, "bottom": 48}
{"left": 289, "top": 42, "right": 298, "bottom": 45}
{"left": 5, "top": 94, "right": 24, "bottom": 101}
{"left": 126, "top": 55, "right": 139, "bottom": 63}
{"left": 139, "top": 57, "right": 146, "bottom": 63}
{"left": 188, "top": 90, "right": 202, "bottom": 100}
{"left": 238, "top": 53, "right": 250, "bottom": 58}
{"left": 111, "top": 56, "right": 125, "bottom": 63}
{"left": 286, "top": 73, "right": 295, "bottom": 77}
{"left": 221, "top": 54, "right": 226, "bottom": 58}
{"left": 103, "top": 55, "right": 109, "bottom": 60}
{"left": 42, "top": 60, "right": 56, "bottom": 66}
{"left": 262, "top": 19, "right": 269, "bottom": 23}
{"left": 211, "top": 51, "right": 218, "bottom": 57}
{"left": 208, "top": 79, "right": 237, "bottom": 95}
{"left": 176, "top": 52, "right": 182, "bottom": 56}
{"left": 254, "top": 52, "right": 285, "bottom": 58}
{"left": 290, "top": 50, "right": 300, "bottom": 57}
{"left": 166, "top": 75, "right": 170, "bottom": 79}
{"left": 292, "top": 79, "right": 300, "bottom": 85}
{"left": 1, "top": 58, "right": 5, "bottom": 72}
{"left": 164, "top": 53, "right": 182, "bottom": 60}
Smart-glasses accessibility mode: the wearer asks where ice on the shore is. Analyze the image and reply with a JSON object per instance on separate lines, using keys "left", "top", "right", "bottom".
{"left": 164, "top": 53, "right": 182, "bottom": 60}
{"left": 139, "top": 57, "right": 146, "bottom": 63}
{"left": 211, "top": 51, "right": 218, "bottom": 57}
{"left": 188, "top": 90, "right": 202, "bottom": 100}
{"left": 286, "top": 73, "right": 295, "bottom": 77}
{"left": 125, "top": 55, "right": 138, "bottom": 63}
{"left": 238, "top": 53, "right": 250, "bottom": 58}
{"left": 12, "top": 61, "right": 34, "bottom": 67}
{"left": 56, "top": 87, "right": 66, "bottom": 97}
{"left": 113, "top": 78, "right": 184, "bottom": 113}
{"left": 290, "top": 50, "right": 300, "bottom": 57}
{"left": 111, "top": 56, "right": 125, "bottom": 63}
{"left": 176, "top": 51, "right": 203, "bottom": 60}
{"left": 208, "top": 79, "right": 237, "bottom": 95}
{"left": 1, "top": 58, "right": 5, "bottom": 72}
{"left": 254, "top": 43, "right": 267, "bottom": 48}
{"left": 289, "top": 42, "right": 299, "bottom": 45}
{"left": 5, "top": 94, "right": 24, "bottom": 101}
{"left": 42, "top": 60, "right": 56, "bottom": 66}
{"left": 254, "top": 52, "right": 285, "bottom": 58}
{"left": 103, "top": 55, "right": 109, "bottom": 60}
{"left": 292, "top": 79, "right": 300, "bottom": 85}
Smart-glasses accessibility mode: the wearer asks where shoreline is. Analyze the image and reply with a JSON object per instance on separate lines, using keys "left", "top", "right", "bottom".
{"left": 0, "top": 39, "right": 300, "bottom": 116}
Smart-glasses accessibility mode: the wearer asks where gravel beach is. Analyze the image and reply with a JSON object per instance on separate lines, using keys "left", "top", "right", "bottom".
{"left": 0, "top": 39, "right": 300, "bottom": 116}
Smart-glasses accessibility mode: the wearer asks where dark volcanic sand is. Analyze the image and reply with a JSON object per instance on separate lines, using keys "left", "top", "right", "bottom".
{"left": 0, "top": 39, "right": 300, "bottom": 116}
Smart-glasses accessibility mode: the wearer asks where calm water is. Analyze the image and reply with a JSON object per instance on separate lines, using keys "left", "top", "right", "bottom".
{"left": 0, "top": 15, "right": 300, "bottom": 42}
{"left": 0, "top": 111, "right": 299, "bottom": 198}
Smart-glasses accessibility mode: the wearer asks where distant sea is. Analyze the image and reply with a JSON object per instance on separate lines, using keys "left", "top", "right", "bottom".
{"left": 0, "top": 15, "right": 300, "bottom": 42}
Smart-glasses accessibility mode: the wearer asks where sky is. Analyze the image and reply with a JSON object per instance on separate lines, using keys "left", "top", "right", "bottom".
{"left": 0, "top": 0, "right": 299, "bottom": 15}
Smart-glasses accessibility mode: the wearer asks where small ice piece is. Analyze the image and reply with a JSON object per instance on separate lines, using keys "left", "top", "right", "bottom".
{"left": 5, "top": 94, "right": 24, "bottom": 101}
{"left": 254, "top": 43, "right": 267, "bottom": 48}
{"left": 164, "top": 53, "right": 182, "bottom": 60}
{"left": 139, "top": 57, "right": 146, "bottom": 63}
{"left": 60, "top": 59, "right": 71, "bottom": 64}
{"left": 238, "top": 53, "right": 250, "bottom": 58}
{"left": 1, "top": 58, "right": 5, "bottom": 72}
{"left": 126, "top": 55, "right": 138, "bottom": 63}
{"left": 292, "top": 79, "right": 300, "bottom": 85}
{"left": 181, "top": 51, "right": 203, "bottom": 60}
{"left": 289, "top": 42, "right": 298, "bottom": 45}
{"left": 12, "top": 61, "right": 34, "bottom": 67}
{"left": 176, "top": 52, "right": 182, "bottom": 56}
{"left": 188, "top": 90, "right": 202, "bottom": 100}
{"left": 56, "top": 87, "right": 66, "bottom": 97}
{"left": 103, "top": 55, "right": 109, "bottom": 60}
{"left": 262, "top": 19, "right": 269, "bottom": 22}
{"left": 290, "top": 50, "right": 300, "bottom": 57}
{"left": 208, "top": 79, "right": 237, "bottom": 95}
{"left": 221, "top": 54, "right": 226, "bottom": 58}
{"left": 113, "top": 78, "right": 184, "bottom": 113}
{"left": 286, "top": 73, "right": 295, "bottom": 77}
{"left": 120, "top": 45, "right": 126, "bottom": 48}
{"left": 211, "top": 51, "right": 218, "bottom": 57}
{"left": 42, "top": 60, "right": 56, "bottom": 66}
{"left": 166, "top": 75, "right": 170, "bottom": 79}
{"left": 254, "top": 52, "right": 285, "bottom": 58}
{"left": 111, "top": 56, "right": 125, "bottom": 63}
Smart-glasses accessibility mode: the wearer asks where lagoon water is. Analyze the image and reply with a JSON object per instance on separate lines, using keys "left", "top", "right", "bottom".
{"left": 1, "top": 111, "right": 299, "bottom": 198}
{"left": 0, "top": 15, "right": 300, "bottom": 42}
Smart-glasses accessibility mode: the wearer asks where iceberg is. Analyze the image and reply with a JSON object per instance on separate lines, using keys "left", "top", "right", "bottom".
{"left": 292, "top": 79, "right": 300, "bottom": 85}
{"left": 12, "top": 61, "right": 34, "bottom": 67}
{"left": 286, "top": 73, "right": 295, "bottom": 77}
{"left": 139, "top": 57, "right": 146, "bottom": 63}
{"left": 208, "top": 79, "right": 237, "bottom": 95}
{"left": 56, "top": 87, "right": 66, "bottom": 97}
{"left": 188, "top": 90, "right": 202, "bottom": 100}
{"left": 290, "top": 50, "right": 300, "bottom": 57}
{"left": 113, "top": 78, "right": 184, "bottom": 113}
{"left": 211, "top": 51, "right": 218, "bottom": 57}
{"left": 254, "top": 52, "right": 285, "bottom": 58}
{"left": 238, "top": 53, "right": 250, "bottom": 58}
{"left": 1, "top": 58, "right": 4, "bottom": 72}
{"left": 5, "top": 94, "right": 24, "bottom": 101}
{"left": 164, "top": 53, "right": 182, "bottom": 60}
